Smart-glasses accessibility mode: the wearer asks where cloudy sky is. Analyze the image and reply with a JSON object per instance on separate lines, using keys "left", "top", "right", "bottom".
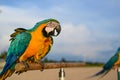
{"left": 0, "top": 0, "right": 120, "bottom": 62}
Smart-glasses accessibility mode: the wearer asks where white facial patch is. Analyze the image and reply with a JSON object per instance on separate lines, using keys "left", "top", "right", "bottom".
{"left": 45, "top": 21, "right": 59, "bottom": 34}
{"left": 45, "top": 27, "right": 54, "bottom": 33}
{"left": 47, "top": 21, "right": 59, "bottom": 28}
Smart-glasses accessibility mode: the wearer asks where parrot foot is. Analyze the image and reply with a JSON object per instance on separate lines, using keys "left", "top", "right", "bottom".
{"left": 35, "top": 61, "right": 44, "bottom": 71}
{"left": 22, "top": 61, "right": 29, "bottom": 71}
{"left": 15, "top": 61, "right": 29, "bottom": 75}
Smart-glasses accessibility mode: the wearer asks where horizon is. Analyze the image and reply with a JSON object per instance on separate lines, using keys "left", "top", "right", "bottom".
{"left": 0, "top": 0, "right": 120, "bottom": 62}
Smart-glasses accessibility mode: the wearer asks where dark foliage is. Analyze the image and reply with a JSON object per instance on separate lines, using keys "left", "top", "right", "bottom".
{"left": 0, "top": 51, "right": 7, "bottom": 60}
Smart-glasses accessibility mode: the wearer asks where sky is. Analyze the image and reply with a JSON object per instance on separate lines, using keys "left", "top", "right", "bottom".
{"left": 0, "top": 0, "right": 120, "bottom": 62}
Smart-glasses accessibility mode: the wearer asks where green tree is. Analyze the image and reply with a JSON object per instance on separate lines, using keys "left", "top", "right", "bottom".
{"left": 0, "top": 51, "right": 7, "bottom": 60}
{"left": 61, "top": 57, "right": 66, "bottom": 62}
{"left": 43, "top": 58, "right": 49, "bottom": 62}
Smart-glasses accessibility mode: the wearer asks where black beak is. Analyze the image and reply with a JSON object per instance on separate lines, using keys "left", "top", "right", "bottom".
{"left": 53, "top": 25, "right": 61, "bottom": 36}
{"left": 49, "top": 25, "right": 61, "bottom": 36}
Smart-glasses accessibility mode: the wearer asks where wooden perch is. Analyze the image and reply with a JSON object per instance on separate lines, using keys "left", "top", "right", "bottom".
{"left": 15, "top": 62, "right": 86, "bottom": 73}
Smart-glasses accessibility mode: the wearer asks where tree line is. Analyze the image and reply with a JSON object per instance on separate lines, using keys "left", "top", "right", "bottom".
{"left": 0, "top": 51, "right": 104, "bottom": 66}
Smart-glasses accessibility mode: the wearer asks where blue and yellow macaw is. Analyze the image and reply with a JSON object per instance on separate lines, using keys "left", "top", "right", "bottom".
{"left": 0, "top": 18, "right": 61, "bottom": 80}
{"left": 92, "top": 47, "right": 120, "bottom": 78}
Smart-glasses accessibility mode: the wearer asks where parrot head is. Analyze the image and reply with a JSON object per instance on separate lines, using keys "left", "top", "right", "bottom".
{"left": 42, "top": 19, "right": 61, "bottom": 37}
{"left": 30, "top": 18, "right": 61, "bottom": 37}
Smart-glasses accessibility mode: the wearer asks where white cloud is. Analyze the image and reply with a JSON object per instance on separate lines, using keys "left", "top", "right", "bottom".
{"left": 58, "top": 23, "right": 93, "bottom": 44}
{"left": 0, "top": 6, "right": 38, "bottom": 52}
{"left": 0, "top": 4, "right": 119, "bottom": 62}
{"left": 52, "top": 23, "right": 114, "bottom": 61}
{"left": 0, "top": 6, "right": 39, "bottom": 26}
{"left": 0, "top": 34, "right": 10, "bottom": 52}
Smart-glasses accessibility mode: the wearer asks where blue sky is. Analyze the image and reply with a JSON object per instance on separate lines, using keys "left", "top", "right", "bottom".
{"left": 0, "top": 0, "right": 120, "bottom": 62}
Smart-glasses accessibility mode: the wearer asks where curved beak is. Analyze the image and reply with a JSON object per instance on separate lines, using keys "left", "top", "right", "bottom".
{"left": 53, "top": 25, "right": 61, "bottom": 36}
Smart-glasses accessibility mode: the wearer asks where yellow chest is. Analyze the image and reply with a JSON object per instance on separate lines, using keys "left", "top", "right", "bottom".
{"left": 19, "top": 23, "right": 53, "bottom": 61}
{"left": 20, "top": 33, "right": 52, "bottom": 62}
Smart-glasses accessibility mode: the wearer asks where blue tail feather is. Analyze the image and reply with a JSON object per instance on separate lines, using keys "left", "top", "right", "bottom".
{"left": 0, "top": 54, "right": 17, "bottom": 76}
{"left": 94, "top": 69, "right": 106, "bottom": 76}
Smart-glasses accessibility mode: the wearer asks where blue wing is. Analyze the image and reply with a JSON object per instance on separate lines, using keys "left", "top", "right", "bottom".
{"left": 0, "top": 32, "right": 31, "bottom": 76}
{"left": 92, "top": 52, "right": 119, "bottom": 78}
{"left": 103, "top": 53, "right": 118, "bottom": 70}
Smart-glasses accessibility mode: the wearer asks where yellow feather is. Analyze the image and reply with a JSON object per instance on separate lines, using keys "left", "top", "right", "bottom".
{"left": 0, "top": 70, "right": 14, "bottom": 80}
{"left": 19, "top": 23, "right": 52, "bottom": 62}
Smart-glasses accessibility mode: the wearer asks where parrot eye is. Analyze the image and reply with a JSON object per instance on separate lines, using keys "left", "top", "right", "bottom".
{"left": 47, "top": 21, "right": 58, "bottom": 28}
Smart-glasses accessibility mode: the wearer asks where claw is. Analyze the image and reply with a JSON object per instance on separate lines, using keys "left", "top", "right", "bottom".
{"left": 15, "top": 61, "right": 29, "bottom": 75}
{"left": 40, "top": 62, "right": 44, "bottom": 71}
{"left": 22, "top": 61, "right": 29, "bottom": 71}
{"left": 35, "top": 61, "right": 44, "bottom": 71}
{"left": 15, "top": 71, "right": 22, "bottom": 75}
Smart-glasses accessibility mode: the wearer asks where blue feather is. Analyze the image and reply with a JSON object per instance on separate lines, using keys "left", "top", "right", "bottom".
{"left": 89, "top": 49, "right": 120, "bottom": 79}
{"left": 0, "top": 32, "right": 31, "bottom": 76}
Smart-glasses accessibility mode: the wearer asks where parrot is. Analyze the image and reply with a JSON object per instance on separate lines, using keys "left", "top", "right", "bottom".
{"left": 0, "top": 18, "right": 61, "bottom": 80}
{"left": 90, "top": 47, "right": 120, "bottom": 79}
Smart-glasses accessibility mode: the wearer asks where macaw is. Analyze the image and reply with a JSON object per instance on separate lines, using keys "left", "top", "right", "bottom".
{"left": 91, "top": 47, "right": 120, "bottom": 79}
{"left": 0, "top": 18, "right": 61, "bottom": 80}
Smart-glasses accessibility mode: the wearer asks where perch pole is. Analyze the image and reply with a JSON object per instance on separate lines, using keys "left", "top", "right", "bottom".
{"left": 118, "top": 67, "right": 120, "bottom": 80}
{"left": 59, "top": 68, "right": 65, "bottom": 80}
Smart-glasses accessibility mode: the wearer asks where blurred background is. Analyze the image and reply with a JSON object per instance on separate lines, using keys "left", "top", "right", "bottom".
{"left": 0, "top": 0, "right": 120, "bottom": 63}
